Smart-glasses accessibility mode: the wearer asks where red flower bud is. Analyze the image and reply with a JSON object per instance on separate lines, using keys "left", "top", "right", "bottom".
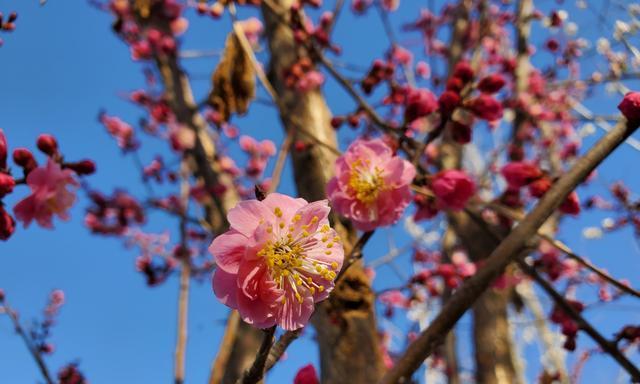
{"left": 618, "top": 92, "right": 640, "bottom": 122}
{"left": 36, "top": 134, "right": 58, "bottom": 156}
{"left": 0, "top": 129, "right": 7, "bottom": 170}
{"left": 501, "top": 162, "right": 542, "bottom": 189}
{"left": 438, "top": 90, "right": 460, "bottom": 116}
{"left": 452, "top": 61, "right": 474, "bottom": 83}
{"left": 65, "top": 160, "right": 96, "bottom": 176}
{"left": 559, "top": 191, "right": 580, "bottom": 215}
{"left": 469, "top": 94, "right": 503, "bottom": 121}
{"left": 12, "top": 148, "right": 37, "bottom": 172}
{"left": 294, "top": 364, "right": 319, "bottom": 384}
{"left": 404, "top": 88, "right": 437, "bottom": 122}
{"left": 330, "top": 116, "right": 344, "bottom": 129}
{"left": 0, "top": 205, "right": 15, "bottom": 241}
{"left": 0, "top": 173, "right": 15, "bottom": 197}
{"left": 528, "top": 177, "right": 551, "bottom": 198}
{"left": 477, "top": 74, "right": 506, "bottom": 94}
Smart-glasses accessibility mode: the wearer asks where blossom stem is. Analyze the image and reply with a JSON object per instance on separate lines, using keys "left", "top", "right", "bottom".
{"left": 238, "top": 326, "right": 277, "bottom": 384}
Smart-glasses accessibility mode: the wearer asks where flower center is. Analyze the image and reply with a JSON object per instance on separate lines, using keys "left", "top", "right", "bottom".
{"left": 256, "top": 207, "right": 341, "bottom": 304}
{"left": 348, "top": 159, "right": 386, "bottom": 204}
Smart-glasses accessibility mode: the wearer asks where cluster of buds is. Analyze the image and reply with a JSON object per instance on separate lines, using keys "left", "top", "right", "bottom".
{"left": 110, "top": 0, "right": 187, "bottom": 59}
{"left": 361, "top": 59, "right": 395, "bottom": 94}
{"left": 57, "top": 363, "right": 88, "bottom": 384}
{"left": 549, "top": 299, "right": 584, "bottom": 351}
{"left": 238, "top": 135, "right": 276, "bottom": 178}
{"left": 85, "top": 190, "right": 146, "bottom": 235}
{"left": 410, "top": 249, "right": 477, "bottom": 295}
{"left": 283, "top": 57, "right": 325, "bottom": 92}
{"left": 330, "top": 108, "right": 369, "bottom": 130}
{"left": 30, "top": 290, "right": 66, "bottom": 355}
{"left": 500, "top": 161, "right": 580, "bottom": 215}
{"left": 289, "top": 8, "right": 339, "bottom": 53}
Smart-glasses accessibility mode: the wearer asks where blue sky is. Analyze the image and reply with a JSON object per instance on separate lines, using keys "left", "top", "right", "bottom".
{"left": 0, "top": 0, "right": 639, "bottom": 383}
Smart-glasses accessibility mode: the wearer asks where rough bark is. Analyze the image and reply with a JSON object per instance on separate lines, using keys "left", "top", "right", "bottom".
{"left": 261, "top": 2, "right": 385, "bottom": 383}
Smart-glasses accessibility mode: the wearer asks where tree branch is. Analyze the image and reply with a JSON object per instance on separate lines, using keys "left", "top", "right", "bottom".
{"left": 379, "top": 118, "right": 638, "bottom": 384}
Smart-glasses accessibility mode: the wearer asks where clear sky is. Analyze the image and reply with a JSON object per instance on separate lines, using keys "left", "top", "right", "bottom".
{"left": 0, "top": 0, "right": 639, "bottom": 383}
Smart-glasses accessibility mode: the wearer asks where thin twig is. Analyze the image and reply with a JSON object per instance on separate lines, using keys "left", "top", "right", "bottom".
{"left": 268, "top": 128, "right": 295, "bottom": 193}
{"left": 238, "top": 326, "right": 277, "bottom": 384}
{"left": 2, "top": 303, "right": 55, "bottom": 384}
{"left": 520, "top": 261, "right": 640, "bottom": 381}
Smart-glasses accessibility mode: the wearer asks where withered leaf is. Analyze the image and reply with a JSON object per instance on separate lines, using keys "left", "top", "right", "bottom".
{"left": 208, "top": 33, "right": 256, "bottom": 123}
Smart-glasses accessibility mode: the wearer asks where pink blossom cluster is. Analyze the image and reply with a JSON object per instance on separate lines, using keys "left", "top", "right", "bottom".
{"left": 0, "top": 131, "right": 94, "bottom": 240}
{"left": 283, "top": 57, "right": 325, "bottom": 93}
{"left": 239, "top": 136, "right": 277, "bottom": 179}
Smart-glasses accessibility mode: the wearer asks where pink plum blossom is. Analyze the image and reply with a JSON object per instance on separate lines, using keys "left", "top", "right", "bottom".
{"left": 14, "top": 159, "right": 78, "bottom": 229}
{"left": 327, "top": 138, "right": 416, "bottom": 231}
{"left": 210, "top": 193, "right": 344, "bottom": 330}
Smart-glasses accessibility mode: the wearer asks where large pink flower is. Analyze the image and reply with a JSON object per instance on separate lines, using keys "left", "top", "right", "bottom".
{"left": 327, "top": 138, "right": 416, "bottom": 231}
{"left": 14, "top": 160, "right": 78, "bottom": 229}
{"left": 210, "top": 193, "right": 344, "bottom": 330}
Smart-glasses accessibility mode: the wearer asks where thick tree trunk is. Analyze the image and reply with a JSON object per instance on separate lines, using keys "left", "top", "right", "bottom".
{"left": 260, "top": 2, "right": 385, "bottom": 383}
{"left": 441, "top": 1, "right": 519, "bottom": 382}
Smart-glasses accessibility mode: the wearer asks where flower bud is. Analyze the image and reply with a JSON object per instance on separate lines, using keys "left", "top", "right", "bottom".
{"left": 0, "top": 173, "right": 15, "bottom": 197}
{"left": 36, "top": 134, "right": 58, "bottom": 156}
{"left": 12, "top": 148, "right": 37, "bottom": 172}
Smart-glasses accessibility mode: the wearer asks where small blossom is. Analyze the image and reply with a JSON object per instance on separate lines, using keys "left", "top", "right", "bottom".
{"left": 210, "top": 193, "right": 344, "bottom": 330}
{"left": 14, "top": 160, "right": 78, "bottom": 228}
{"left": 327, "top": 138, "right": 416, "bottom": 231}
{"left": 431, "top": 170, "right": 475, "bottom": 210}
